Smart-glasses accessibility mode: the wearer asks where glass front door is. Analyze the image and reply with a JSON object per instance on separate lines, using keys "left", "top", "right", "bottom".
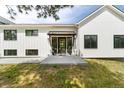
{"left": 52, "top": 37, "right": 73, "bottom": 55}
{"left": 58, "top": 37, "right": 66, "bottom": 54}
{"left": 67, "top": 37, "right": 72, "bottom": 55}
{"left": 52, "top": 37, "right": 57, "bottom": 55}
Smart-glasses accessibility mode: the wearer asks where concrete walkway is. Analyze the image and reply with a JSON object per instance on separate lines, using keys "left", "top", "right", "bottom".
{"left": 0, "top": 56, "right": 86, "bottom": 64}
{"left": 41, "top": 55, "right": 87, "bottom": 65}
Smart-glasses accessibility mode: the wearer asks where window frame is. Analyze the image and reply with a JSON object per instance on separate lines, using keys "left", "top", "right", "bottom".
{"left": 4, "top": 30, "right": 17, "bottom": 41}
{"left": 114, "top": 35, "right": 124, "bottom": 49}
{"left": 25, "top": 30, "right": 38, "bottom": 36}
{"left": 25, "top": 49, "right": 38, "bottom": 56}
{"left": 4, "top": 49, "right": 17, "bottom": 56}
{"left": 84, "top": 35, "right": 98, "bottom": 49}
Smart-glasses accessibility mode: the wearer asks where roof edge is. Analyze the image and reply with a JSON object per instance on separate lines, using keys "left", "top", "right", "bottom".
{"left": 0, "top": 16, "right": 14, "bottom": 24}
{"left": 76, "top": 5, "right": 105, "bottom": 25}
{"left": 0, "top": 24, "right": 77, "bottom": 27}
{"left": 76, "top": 5, "right": 124, "bottom": 27}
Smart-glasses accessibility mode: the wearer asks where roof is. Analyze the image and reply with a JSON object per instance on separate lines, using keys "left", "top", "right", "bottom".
{"left": 76, "top": 5, "right": 124, "bottom": 28}
{"left": 48, "top": 31, "right": 76, "bottom": 35}
{"left": 0, "top": 24, "right": 76, "bottom": 27}
{"left": 0, "top": 16, "right": 14, "bottom": 24}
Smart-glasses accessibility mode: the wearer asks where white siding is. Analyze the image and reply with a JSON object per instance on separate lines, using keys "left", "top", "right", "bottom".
{"left": 78, "top": 10, "right": 124, "bottom": 58}
{"left": 1, "top": 8, "right": 124, "bottom": 58}
{"left": 0, "top": 26, "right": 76, "bottom": 58}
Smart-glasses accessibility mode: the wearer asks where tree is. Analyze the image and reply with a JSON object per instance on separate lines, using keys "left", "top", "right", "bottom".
{"left": 6, "top": 5, "right": 73, "bottom": 20}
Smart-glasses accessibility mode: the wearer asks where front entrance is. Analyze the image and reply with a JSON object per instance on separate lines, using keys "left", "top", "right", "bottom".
{"left": 58, "top": 37, "right": 66, "bottom": 54}
{"left": 51, "top": 37, "right": 73, "bottom": 55}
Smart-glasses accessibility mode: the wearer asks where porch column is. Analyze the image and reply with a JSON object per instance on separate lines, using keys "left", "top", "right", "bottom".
{"left": 66, "top": 37, "right": 67, "bottom": 54}
{"left": 57, "top": 37, "right": 58, "bottom": 54}
{"left": 72, "top": 35, "right": 76, "bottom": 55}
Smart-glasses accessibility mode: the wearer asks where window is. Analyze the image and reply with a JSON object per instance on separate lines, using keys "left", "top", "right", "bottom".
{"left": 26, "top": 49, "right": 38, "bottom": 56}
{"left": 114, "top": 35, "right": 124, "bottom": 48}
{"left": 4, "top": 50, "right": 17, "bottom": 56}
{"left": 4, "top": 30, "right": 17, "bottom": 40}
{"left": 84, "top": 35, "right": 97, "bottom": 48}
{"left": 25, "top": 30, "right": 38, "bottom": 36}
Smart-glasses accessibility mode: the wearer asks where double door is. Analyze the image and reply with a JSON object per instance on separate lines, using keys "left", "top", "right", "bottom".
{"left": 52, "top": 37, "right": 73, "bottom": 55}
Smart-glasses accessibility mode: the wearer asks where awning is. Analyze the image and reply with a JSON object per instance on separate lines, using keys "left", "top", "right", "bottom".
{"left": 48, "top": 31, "right": 76, "bottom": 35}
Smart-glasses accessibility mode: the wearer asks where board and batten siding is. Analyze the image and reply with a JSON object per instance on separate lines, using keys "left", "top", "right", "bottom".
{"left": 78, "top": 10, "right": 124, "bottom": 58}
{"left": 0, "top": 25, "right": 76, "bottom": 58}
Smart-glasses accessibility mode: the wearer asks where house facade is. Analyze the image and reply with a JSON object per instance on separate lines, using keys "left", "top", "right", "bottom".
{"left": 0, "top": 5, "right": 124, "bottom": 58}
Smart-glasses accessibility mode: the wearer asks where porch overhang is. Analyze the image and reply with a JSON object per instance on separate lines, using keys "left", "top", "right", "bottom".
{"left": 48, "top": 31, "right": 76, "bottom": 35}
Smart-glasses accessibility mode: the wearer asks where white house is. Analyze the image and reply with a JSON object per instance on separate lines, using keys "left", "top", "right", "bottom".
{"left": 0, "top": 5, "right": 124, "bottom": 58}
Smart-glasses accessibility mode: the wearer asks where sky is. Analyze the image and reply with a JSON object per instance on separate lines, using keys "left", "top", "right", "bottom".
{"left": 0, "top": 5, "right": 124, "bottom": 24}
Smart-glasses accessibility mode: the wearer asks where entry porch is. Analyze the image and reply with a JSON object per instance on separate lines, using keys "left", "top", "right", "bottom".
{"left": 48, "top": 31, "right": 77, "bottom": 56}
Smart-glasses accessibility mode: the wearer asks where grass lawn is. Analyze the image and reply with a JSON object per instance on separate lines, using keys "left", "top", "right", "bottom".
{"left": 0, "top": 58, "right": 124, "bottom": 88}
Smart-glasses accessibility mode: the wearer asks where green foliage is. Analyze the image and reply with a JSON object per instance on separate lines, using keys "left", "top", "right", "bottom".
{"left": 4, "top": 65, "right": 19, "bottom": 79}
{"left": 6, "top": 5, "right": 73, "bottom": 20}
{"left": 52, "top": 64, "right": 58, "bottom": 68}
{"left": 0, "top": 59, "right": 124, "bottom": 87}
{"left": 55, "top": 70, "right": 67, "bottom": 87}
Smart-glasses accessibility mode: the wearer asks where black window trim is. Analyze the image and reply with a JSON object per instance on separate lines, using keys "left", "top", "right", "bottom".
{"left": 4, "top": 49, "right": 17, "bottom": 56}
{"left": 84, "top": 35, "right": 98, "bottom": 49}
{"left": 4, "top": 29, "right": 17, "bottom": 41}
{"left": 25, "top": 49, "right": 39, "bottom": 56}
{"left": 25, "top": 29, "right": 38, "bottom": 36}
{"left": 114, "top": 35, "right": 124, "bottom": 49}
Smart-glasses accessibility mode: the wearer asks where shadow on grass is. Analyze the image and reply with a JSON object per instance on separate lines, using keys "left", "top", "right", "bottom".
{"left": 82, "top": 61, "right": 124, "bottom": 88}
{"left": 0, "top": 62, "right": 124, "bottom": 88}
{"left": 95, "top": 58, "right": 124, "bottom": 63}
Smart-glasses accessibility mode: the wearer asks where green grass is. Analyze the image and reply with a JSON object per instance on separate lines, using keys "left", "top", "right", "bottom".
{"left": 0, "top": 58, "right": 124, "bottom": 88}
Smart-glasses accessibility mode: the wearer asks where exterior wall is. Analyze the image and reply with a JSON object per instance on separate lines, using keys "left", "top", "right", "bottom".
{"left": 1, "top": 9, "right": 124, "bottom": 58}
{"left": 78, "top": 10, "right": 124, "bottom": 58}
{"left": 0, "top": 25, "right": 76, "bottom": 58}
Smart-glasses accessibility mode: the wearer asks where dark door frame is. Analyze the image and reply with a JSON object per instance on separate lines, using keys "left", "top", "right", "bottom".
{"left": 50, "top": 35, "right": 74, "bottom": 55}
{"left": 58, "top": 37, "right": 66, "bottom": 54}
